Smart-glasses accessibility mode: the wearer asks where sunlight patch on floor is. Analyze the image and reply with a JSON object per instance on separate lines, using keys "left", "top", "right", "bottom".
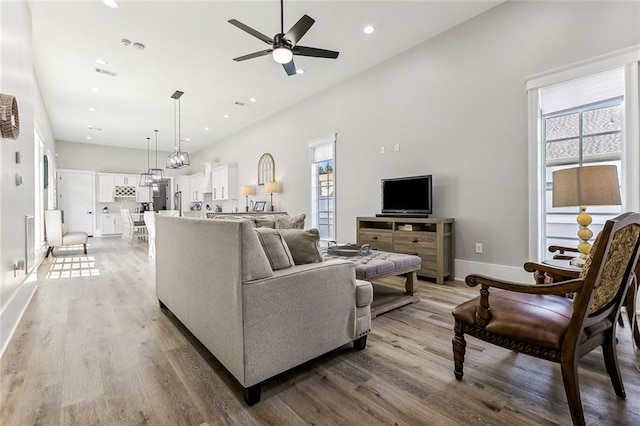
{"left": 45, "top": 255, "right": 100, "bottom": 279}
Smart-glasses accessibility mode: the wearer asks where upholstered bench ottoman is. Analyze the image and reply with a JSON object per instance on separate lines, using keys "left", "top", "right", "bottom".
{"left": 323, "top": 250, "right": 421, "bottom": 317}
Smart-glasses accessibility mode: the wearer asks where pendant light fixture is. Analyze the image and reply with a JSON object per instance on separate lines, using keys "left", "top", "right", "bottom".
{"left": 139, "top": 137, "right": 154, "bottom": 186}
{"left": 148, "top": 129, "right": 165, "bottom": 182}
{"left": 166, "top": 90, "right": 190, "bottom": 169}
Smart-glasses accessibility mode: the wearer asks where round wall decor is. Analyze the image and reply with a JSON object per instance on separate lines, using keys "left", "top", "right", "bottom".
{"left": 0, "top": 93, "right": 20, "bottom": 140}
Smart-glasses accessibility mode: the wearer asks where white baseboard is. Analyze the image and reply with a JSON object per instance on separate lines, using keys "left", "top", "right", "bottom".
{"left": 0, "top": 272, "right": 38, "bottom": 357}
{"left": 454, "top": 259, "right": 533, "bottom": 284}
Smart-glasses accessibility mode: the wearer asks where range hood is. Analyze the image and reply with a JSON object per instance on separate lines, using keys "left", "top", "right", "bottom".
{"left": 199, "top": 161, "right": 212, "bottom": 193}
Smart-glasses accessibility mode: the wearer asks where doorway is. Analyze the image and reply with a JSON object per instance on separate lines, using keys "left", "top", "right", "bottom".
{"left": 57, "top": 169, "right": 95, "bottom": 236}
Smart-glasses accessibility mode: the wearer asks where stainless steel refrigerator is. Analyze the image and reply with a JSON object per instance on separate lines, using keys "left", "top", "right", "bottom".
{"left": 152, "top": 179, "right": 170, "bottom": 211}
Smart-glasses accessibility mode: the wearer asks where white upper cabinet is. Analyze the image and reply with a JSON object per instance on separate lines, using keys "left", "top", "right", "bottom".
{"left": 211, "top": 164, "right": 238, "bottom": 201}
{"left": 98, "top": 174, "right": 115, "bottom": 202}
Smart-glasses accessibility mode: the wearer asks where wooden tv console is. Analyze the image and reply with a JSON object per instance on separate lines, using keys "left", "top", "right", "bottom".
{"left": 356, "top": 216, "right": 455, "bottom": 284}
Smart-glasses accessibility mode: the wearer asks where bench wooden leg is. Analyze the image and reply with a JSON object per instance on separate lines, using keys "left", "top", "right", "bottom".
{"left": 404, "top": 271, "right": 418, "bottom": 295}
{"left": 83, "top": 243, "right": 87, "bottom": 255}
{"left": 45, "top": 246, "right": 54, "bottom": 257}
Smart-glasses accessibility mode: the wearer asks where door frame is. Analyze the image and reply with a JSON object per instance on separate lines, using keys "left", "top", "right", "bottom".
{"left": 56, "top": 169, "right": 96, "bottom": 236}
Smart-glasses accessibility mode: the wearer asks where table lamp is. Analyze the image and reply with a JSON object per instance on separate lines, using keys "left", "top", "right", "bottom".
{"left": 241, "top": 185, "right": 254, "bottom": 212}
{"left": 265, "top": 181, "right": 280, "bottom": 212}
{"left": 552, "top": 164, "right": 621, "bottom": 265}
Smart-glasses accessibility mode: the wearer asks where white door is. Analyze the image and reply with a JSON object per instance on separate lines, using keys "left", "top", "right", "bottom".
{"left": 57, "top": 170, "right": 95, "bottom": 236}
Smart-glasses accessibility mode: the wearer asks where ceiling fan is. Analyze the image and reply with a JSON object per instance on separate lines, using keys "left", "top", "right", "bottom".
{"left": 228, "top": 0, "right": 340, "bottom": 76}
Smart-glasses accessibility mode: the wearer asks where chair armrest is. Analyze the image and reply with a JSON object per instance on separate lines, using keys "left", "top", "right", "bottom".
{"left": 523, "top": 261, "right": 581, "bottom": 284}
{"left": 465, "top": 274, "right": 584, "bottom": 295}
{"left": 465, "top": 274, "right": 583, "bottom": 327}
{"left": 548, "top": 245, "right": 579, "bottom": 260}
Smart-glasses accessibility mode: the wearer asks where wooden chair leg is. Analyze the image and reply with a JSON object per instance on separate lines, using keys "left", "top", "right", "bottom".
{"left": 602, "top": 331, "right": 626, "bottom": 399}
{"left": 453, "top": 321, "right": 466, "bottom": 380}
{"left": 561, "top": 357, "right": 585, "bottom": 426}
{"left": 83, "top": 243, "right": 87, "bottom": 255}
{"left": 45, "top": 246, "right": 54, "bottom": 257}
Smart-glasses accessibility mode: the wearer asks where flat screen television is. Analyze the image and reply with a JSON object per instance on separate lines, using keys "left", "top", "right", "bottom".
{"left": 380, "top": 175, "right": 432, "bottom": 217}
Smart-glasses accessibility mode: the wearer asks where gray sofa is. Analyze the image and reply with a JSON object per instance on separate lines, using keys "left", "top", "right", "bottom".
{"left": 155, "top": 216, "right": 372, "bottom": 404}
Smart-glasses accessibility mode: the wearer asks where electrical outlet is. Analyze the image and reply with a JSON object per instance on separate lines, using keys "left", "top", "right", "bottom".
{"left": 394, "top": 143, "right": 400, "bottom": 152}
{"left": 380, "top": 146, "right": 385, "bottom": 154}
{"left": 475, "top": 243, "right": 483, "bottom": 254}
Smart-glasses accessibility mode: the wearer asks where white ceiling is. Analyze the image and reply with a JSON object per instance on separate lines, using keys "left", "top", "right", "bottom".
{"left": 30, "top": 0, "right": 501, "bottom": 153}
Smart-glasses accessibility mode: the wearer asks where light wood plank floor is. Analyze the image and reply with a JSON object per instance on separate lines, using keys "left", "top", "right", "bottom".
{"left": 2, "top": 237, "right": 640, "bottom": 425}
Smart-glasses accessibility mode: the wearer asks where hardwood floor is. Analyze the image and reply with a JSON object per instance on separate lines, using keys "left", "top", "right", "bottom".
{"left": 2, "top": 236, "right": 640, "bottom": 425}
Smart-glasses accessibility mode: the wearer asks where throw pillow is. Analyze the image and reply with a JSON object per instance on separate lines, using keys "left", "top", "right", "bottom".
{"left": 278, "top": 228, "right": 323, "bottom": 265}
{"left": 255, "top": 228, "right": 294, "bottom": 270}
{"left": 253, "top": 215, "right": 277, "bottom": 228}
{"left": 275, "top": 213, "right": 306, "bottom": 229}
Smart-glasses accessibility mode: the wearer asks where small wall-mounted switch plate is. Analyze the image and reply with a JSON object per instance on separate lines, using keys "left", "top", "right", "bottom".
{"left": 380, "top": 146, "right": 385, "bottom": 154}
{"left": 475, "top": 243, "right": 483, "bottom": 254}
{"left": 15, "top": 173, "right": 23, "bottom": 186}
{"left": 394, "top": 144, "right": 400, "bottom": 152}
{"left": 15, "top": 151, "right": 21, "bottom": 164}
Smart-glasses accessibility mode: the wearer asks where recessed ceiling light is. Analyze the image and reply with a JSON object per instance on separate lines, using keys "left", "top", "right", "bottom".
{"left": 95, "top": 58, "right": 107, "bottom": 65}
{"left": 296, "top": 69, "right": 305, "bottom": 75}
{"left": 364, "top": 26, "right": 375, "bottom": 34}
{"left": 91, "top": 87, "right": 100, "bottom": 93}
{"left": 88, "top": 124, "right": 94, "bottom": 129}
{"left": 103, "top": 0, "right": 118, "bottom": 8}
{"left": 249, "top": 97, "right": 256, "bottom": 103}
{"left": 185, "top": 138, "right": 191, "bottom": 142}
{"left": 88, "top": 107, "right": 96, "bottom": 112}
{"left": 223, "top": 114, "right": 230, "bottom": 119}
{"left": 86, "top": 136, "right": 92, "bottom": 140}
{"left": 204, "top": 127, "right": 210, "bottom": 131}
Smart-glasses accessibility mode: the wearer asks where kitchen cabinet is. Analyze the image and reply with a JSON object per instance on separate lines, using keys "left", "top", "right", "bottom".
{"left": 136, "top": 185, "right": 151, "bottom": 202}
{"left": 190, "top": 172, "right": 204, "bottom": 201}
{"left": 211, "top": 164, "right": 238, "bottom": 201}
{"left": 98, "top": 174, "right": 116, "bottom": 202}
{"left": 114, "top": 175, "right": 136, "bottom": 186}
{"left": 100, "top": 213, "right": 124, "bottom": 235}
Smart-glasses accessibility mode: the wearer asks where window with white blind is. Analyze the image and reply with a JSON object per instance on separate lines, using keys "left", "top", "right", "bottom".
{"left": 543, "top": 90, "right": 623, "bottom": 250}
{"left": 527, "top": 52, "right": 640, "bottom": 261}
{"left": 309, "top": 135, "right": 336, "bottom": 240}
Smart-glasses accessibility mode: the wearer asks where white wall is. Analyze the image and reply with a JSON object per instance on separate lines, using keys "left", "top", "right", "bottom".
{"left": 0, "top": 0, "right": 39, "bottom": 355}
{"left": 56, "top": 140, "right": 176, "bottom": 176}
{"left": 187, "top": 1, "right": 640, "bottom": 271}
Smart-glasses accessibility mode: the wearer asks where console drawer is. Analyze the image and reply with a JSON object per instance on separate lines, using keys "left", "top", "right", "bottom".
{"left": 358, "top": 230, "right": 393, "bottom": 251}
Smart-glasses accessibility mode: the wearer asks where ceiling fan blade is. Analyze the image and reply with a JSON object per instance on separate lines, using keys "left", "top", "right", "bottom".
{"left": 284, "top": 15, "right": 315, "bottom": 46}
{"left": 293, "top": 45, "right": 340, "bottom": 59}
{"left": 228, "top": 19, "right": 273, "bottom": 44}
{"left": 282, "top": 60, "right": 297, "bottom": 76}
{"left": 233, "top": 50, "right": 272, "bottom": 62}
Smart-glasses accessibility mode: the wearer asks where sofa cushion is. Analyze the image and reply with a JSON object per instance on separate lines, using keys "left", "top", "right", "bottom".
{"left": 255, "top": 228, "right": 294, "bottom": 270}
{"left": 275, "top": 213, "right": 306, "bottom": 229}
{"left": 278, "top": 228, "right": 323, "bottom": 265}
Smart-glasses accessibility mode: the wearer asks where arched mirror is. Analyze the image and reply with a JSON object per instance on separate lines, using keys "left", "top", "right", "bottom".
{"left": 257, "top": 153, "right": 275, "bottom": 185}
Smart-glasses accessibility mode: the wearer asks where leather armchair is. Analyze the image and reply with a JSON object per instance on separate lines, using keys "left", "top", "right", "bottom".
{"left": 452, "top": 212, "right": 640, "bottom": 426}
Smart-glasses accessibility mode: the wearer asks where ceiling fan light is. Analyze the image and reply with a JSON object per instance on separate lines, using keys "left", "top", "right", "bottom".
{"left": 272, "top": 47, "right": 293, "bottom": 64}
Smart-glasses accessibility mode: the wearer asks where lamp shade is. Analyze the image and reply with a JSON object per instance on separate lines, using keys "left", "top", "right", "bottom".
{"left": 265, "top": 181, "right": 279, "bottom": 194}
{"left": 241, "top": 185, "right": 254, "bottom": 196}
{"left": 552, "top": 165, "right": 621, "bottom": 208}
